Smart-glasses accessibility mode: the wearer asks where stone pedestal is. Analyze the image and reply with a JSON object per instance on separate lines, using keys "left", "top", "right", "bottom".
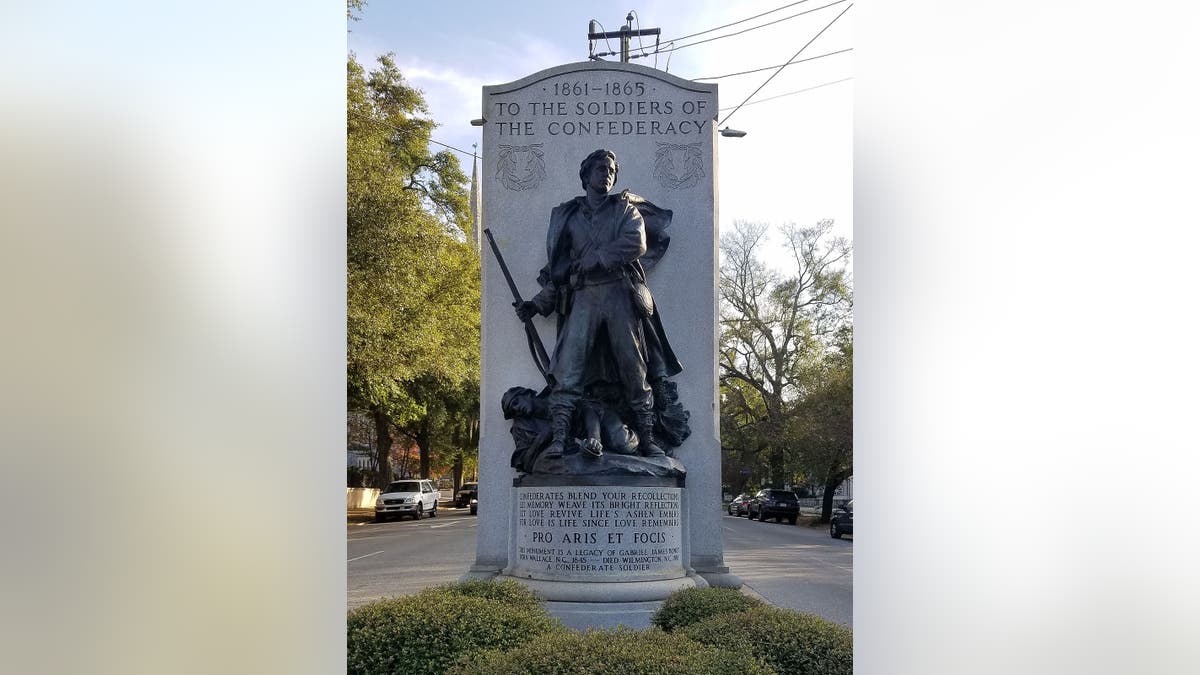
{"left": 502, "top": 475, "right": 707, "bottom": 629}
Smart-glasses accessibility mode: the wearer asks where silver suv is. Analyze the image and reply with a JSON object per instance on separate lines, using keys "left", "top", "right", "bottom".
{"left": 374, "top": 479, "right": 439, "bottom": 522}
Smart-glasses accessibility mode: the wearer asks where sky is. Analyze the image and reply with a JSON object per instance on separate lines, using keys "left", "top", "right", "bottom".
{"left": 347, "top": 0, "right": 854, "bottom": 249}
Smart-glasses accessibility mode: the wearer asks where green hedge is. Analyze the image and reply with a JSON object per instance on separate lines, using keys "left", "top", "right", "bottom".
{"left": 347, "top": 581, "right": 560, "bottom": 675}
{"left": 651, "top": 586, "right": 765, "bottom": 632}
{"left": 680, "top": 605, "right": 853, "bottom": 675}
{"left": 430, "top": 578, "right": 544, "bottom": 611}
{"left": 447, "top": 627, "right": 773, "bottom": 675}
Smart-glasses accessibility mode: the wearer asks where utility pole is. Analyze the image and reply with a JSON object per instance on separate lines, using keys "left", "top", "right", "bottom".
{"left": 587, "top": 12, "right": 660, "bottom": 63}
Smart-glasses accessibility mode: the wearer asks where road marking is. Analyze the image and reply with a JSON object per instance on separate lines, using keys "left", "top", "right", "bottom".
{"left": 348, "top": 550, "right": 385, "bottom": 563}
{"left": 429, "top": 520, "right": 464, "bottom": 529}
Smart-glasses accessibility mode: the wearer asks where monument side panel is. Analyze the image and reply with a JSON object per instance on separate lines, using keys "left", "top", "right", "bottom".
{"left": 474, "top": 62, "right": 724, "bottom": 580}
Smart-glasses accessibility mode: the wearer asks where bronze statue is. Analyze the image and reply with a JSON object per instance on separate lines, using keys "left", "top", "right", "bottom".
{"left": 509, "top": 149, "right": 689, "bottom": 476}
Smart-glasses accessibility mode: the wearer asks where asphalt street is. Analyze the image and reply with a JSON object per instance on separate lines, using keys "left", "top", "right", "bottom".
{"left": 721, "top": 511, "right": 853, "bottom": 626}
{"left": 347, "top": 507, "right": 479, "bottom": 610}
{"left": 347, "top": 507, "right": 851, "bottom": 626}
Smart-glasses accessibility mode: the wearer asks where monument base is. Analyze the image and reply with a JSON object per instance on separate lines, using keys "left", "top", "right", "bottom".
{"left": 509, "top": 573, "right": 708, "bottom": 630}
{"left": 691, "top": 556, "right": 744, "bottom": 588}
{"left": 502, "top": 572, "right": 707, "bottom": 603}
{"left": 500, "top": 474, "right": 703, "bottom": 629}
{"left": 542, "top": 600, "right": 664, "bottom": 631}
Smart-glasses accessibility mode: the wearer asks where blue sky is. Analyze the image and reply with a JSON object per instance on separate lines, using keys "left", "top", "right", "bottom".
{"left": 348, "top": 0, "right": 853, "bottom": 246}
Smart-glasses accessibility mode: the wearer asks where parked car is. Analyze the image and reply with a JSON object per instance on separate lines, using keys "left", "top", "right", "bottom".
{"left": 727, "top": 493, "right": 750, "bottom": 516}
{"left": 375, "top": 479, "right": 439, "bottom": 522}
{"left": 456, "top": 481, "right": 478, "bottom": 508}
{"left": 747, "top": 489, "right": 800, "bottom": 524}
{"left": 469, "top": 493, "right": 477, "bottom": 515}
{"left": 830, "top": 500, "right": 853, "bottom": 538}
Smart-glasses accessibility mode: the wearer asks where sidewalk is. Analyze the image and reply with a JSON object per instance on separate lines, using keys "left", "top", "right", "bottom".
{"left": 347, "top": 509, "right": 375, "bottom": 524}
{"left": 348, "top": 505, "right": 473, "bottom": 525}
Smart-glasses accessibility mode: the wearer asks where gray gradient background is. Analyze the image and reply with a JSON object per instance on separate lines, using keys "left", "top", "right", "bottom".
{"left": 1, "top": 2, "right": 1197, "bottom": 674}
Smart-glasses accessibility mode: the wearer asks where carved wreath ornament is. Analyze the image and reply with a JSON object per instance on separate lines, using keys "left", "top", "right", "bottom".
{"left": 653, "top": 142, "right": 704, "bottom": 190}
{"left": 496, "top": 144, "right": 547, "bottom": 191}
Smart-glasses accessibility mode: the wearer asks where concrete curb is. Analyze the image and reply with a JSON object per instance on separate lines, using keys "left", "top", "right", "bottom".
{"left": 739, "top": 582, "right": 771, "bottom": 605}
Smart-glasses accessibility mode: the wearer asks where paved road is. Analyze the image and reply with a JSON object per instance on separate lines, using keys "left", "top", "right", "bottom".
{"left": 348, "top": 508, "right": 851, "bottom": 626}
{"left": 721, "top": 512, "right": 853, "bottom": 626}
{"left": 347, "top": 507, "right": 478, "bottom": 610}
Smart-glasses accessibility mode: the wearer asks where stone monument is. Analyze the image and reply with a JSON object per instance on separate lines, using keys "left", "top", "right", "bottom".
{"left": 467, "top": 61, "right": 739, "bottom": 629}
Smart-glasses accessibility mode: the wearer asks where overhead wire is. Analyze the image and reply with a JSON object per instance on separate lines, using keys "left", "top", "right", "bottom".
{"left": 348, "top": 109, "right": 477, "bottom": 159}
{"left": 718, "top": 3, "right": 853, "bottom": 127}
{"left": 631, "top": 10, "right": 653, "bottom": 59}
{"left": 588, "top": 19, "right": 618, "bottom": 60}
{"left": 694, "top": 48, "right": 852, "bottom": 80}
{"left": 605, "top": 0, "right": 849, "bottom": 60}
{"left": 716, "top": 76, "right": 853, "bottom": 111}
{"left": 629, "top": 10, "right": 663, "bottom": 69}
{"left": 663, "top": 0, "right": 816, "bottom": 44}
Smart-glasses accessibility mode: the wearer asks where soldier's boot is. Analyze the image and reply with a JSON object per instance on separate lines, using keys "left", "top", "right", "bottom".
{"left": 636, "top": 412, "right": 666, "bottom": 458}
{"left": 543, "top": 408, "right": 572, "bottom": 460}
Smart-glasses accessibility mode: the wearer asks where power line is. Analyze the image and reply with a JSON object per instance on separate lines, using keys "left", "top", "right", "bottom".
{"left": 663, "top": 0, "right": 817, "bottom": 44}
{"left": 596, "top": 0, "right": 831, "bottom": 59}
{"left": 630, "top": 10, "right": 657, "bottom": 62}
{"left": 426, "top": 136, "right": 476, "bottom": 158}
{"left": 694, "top": 48, "right": 852, "bottom": 80}
{"left": 719, "top": 3, "right": 853, "bottom": 127}
{"left": 348, "top": 109, "right": 477, "bottom": 158}
{"left": 717, "top": 76, "right": 853, "bottom": 111}
{"left": 619, "top": 0, "right": 849, "bottom": 60}
{"left": 589, "top": 19, "right": 618, "bottom": 56}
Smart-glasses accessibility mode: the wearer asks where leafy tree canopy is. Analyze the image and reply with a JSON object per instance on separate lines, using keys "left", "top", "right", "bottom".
{"left": 718, "top": 220, "right": 852, "bottom": 510}
{"left": 347, "top": 53, "right": 479, "bottom": 429}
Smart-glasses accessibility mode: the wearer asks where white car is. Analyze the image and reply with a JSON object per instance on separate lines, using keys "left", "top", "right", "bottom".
{"left": 375, "top": 479, "right": 439, "bottom": 522}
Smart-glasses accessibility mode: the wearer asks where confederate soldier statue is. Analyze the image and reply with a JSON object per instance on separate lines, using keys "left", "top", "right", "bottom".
{"left": 514, "top": 148, "right": 685, "bottom": 465}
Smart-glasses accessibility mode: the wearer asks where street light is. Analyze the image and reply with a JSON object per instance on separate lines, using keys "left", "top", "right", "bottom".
{"left": 719, "top": 127, "right": 747, "bottom": 138}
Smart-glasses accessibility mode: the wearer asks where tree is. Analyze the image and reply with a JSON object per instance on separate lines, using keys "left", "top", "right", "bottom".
{"left": 718, "top": 219, "right": 852, "bottom": 518}
{"left": 347, "top": 53, "right": 480, "bottom": 487}
{"left": 788, "top": 332, "right": 852, "bottom": 520}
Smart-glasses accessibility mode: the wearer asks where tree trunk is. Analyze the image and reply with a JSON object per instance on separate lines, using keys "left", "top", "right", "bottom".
{"left": 452, "top": 452, "right": 464, "bottom": 492}
{"left": 371, "top": 405, "right": 392, "bottom": 488}
{"left": 734, "top": 476, "right": 748, "bottom": 495}
{"left": 417, "top": 417, "right": 432, "bottom": 478}
{"left": 396, "top": 444, "right": 409, "bottom": 478}
{"left": 819, "top": 469, "right": 851, "bottom": 522}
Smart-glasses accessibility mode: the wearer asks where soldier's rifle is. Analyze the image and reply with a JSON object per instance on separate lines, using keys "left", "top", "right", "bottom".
{"left": 483, "top": 228, "right": 552, "bottom": 383}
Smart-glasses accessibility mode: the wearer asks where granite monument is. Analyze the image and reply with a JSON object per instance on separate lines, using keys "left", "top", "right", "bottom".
{"left": 467, "top": 61, "right": 739, "bottom": 629}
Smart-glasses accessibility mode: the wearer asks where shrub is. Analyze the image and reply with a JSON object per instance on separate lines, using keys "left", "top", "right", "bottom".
{"left": 347, "top": 582, "right": 560, "bottom": 675}
{"left": 680, "top": 605, "right": 852, "bottom": 675}
{"left": 430, "top": 578, "right": 543, "bottom": 611}
{"left": 447, "top": 627, "right": 773, "bottom": 675}
{"left": 651, "top": 586, "right": 764, "bottom": 632}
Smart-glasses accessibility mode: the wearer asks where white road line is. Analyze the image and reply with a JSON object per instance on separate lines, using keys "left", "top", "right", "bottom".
{"left": 348, "top": 550, "right": 385, "bottom": 563}
{"left": 429, "top": 520, "right": 463, "bottom": 529}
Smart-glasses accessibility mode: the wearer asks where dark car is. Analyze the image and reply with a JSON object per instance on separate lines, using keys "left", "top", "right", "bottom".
{"left": 455, "top": 482, "right": 478, "bottom": 508}
{"left": 747, "top": 489, "right": 800, "bottom": 524}
{"left": 469, "top": 492, "right": 477, "bottom": 515}
{"left": 830, "top": 500, "right": 853, "bottom": 538}
{"left": 727, "top": 493, "right": 750, "bottom": 516}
